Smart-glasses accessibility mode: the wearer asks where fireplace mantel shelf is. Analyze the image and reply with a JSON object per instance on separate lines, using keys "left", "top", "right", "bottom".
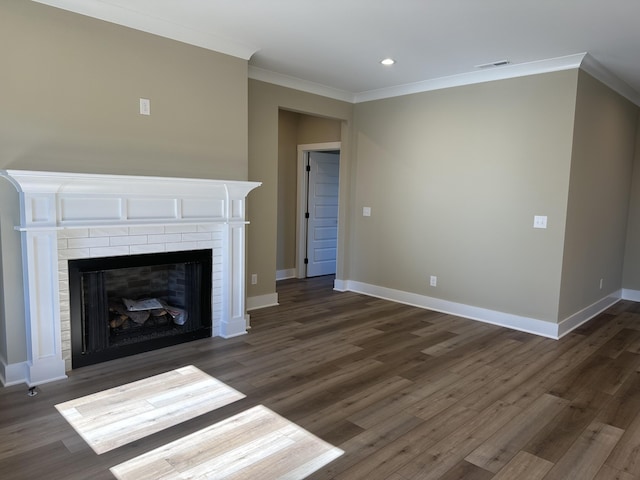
{"left": 1, "top": 170, "right": 261, "bottom": 231}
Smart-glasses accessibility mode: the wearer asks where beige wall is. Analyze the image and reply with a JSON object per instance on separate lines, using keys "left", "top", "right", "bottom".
{"left": 0, "top": 180, "right": 25, "bottom": 366}
{"left": 248, "top": 80, "right": 353, "bottom": 299}
{"left": 0, "top": 0, "right": 248, "bottom": 180}
{"left": 622, "top": 114, "right": 640, "bottom": 289}
{"left": 0, "top": 0, "right": 249, "bottom": 369}
{"left": 277, "top": 111, "right": 342, "bottom": 271}
{"left": 297, "top": 114, "right": 342, "bottom": 145}
{"left": 350, "top": 71, "right": 579, "bottom": 323}
{"left": 277, "top": 110, "right": 300, "bottom": 271}
{"left": 560, "top": 71, "right": 638, "bottom": 320}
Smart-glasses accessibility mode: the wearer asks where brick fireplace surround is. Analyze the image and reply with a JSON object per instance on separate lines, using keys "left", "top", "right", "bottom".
{"left": 0, "top": 170, "right": 260, "bottom": 387}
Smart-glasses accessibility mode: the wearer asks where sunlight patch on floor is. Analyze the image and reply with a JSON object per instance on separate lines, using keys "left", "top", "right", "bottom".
{"left": 55, "top": 365, "right": 245, "bottom": 454}
{"left": 110, "top": 405, "right": 344, "bottom": 479}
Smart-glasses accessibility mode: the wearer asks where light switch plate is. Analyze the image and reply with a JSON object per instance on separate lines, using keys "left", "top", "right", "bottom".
{"left": 139, "top": 98, "right": 150, "bottom": 115}
{"left": 363, "top": 207, "right": 371, "bottom": 217}
{"left": 533, "top": 215, "right": 547, "bottom": 229}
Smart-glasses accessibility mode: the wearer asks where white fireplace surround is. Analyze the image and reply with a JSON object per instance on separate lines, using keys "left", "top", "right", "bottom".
{"left": 0, "top": 170, "right": 260, "bottom": 387}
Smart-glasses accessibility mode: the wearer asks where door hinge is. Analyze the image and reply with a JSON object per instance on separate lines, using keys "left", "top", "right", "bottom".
{"left": 304, "top": 258, "right": 309, "bottom": 264}
{"left": 305, "top": 212, "right": 309, "bottom": 219}
{"left": 306, "top": 164, "right": 311, "bottom": 172}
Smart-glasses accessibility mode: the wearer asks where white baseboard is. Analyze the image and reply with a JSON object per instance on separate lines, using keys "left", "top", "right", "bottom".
{"left": 341, "top": 280, "right": 560, "bottom": 338}
{"left": 622, "top": 288, "right": 640, "bottom": 302}
{"left": 337, "top": 280, "right": 624, "bottom": 340}
{"left": 276, "top": 269, "right": 297, "bottom": 281}
{"left": 246, "top": 293, "right": 279, "bottom": 311}
{"left": 333, "top": 278, "right": 348, "bottom": 292}
{"left": 557, "top": 289, "right": 622, "bottom": 337}
{"left": 1, "top": 359, "right": 28, "bottom": 387}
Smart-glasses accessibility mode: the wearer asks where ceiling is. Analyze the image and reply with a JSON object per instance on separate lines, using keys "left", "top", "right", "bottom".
{"left": 33, "top": 0, "right": 640, "bottom": 104}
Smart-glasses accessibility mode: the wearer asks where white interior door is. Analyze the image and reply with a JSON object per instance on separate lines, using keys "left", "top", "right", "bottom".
{"left": 306, "top": 151, "right": 339, "bottom": 277}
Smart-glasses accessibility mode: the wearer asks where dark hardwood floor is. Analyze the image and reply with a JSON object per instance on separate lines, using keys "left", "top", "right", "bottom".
{"left": 2, "top": 275, "right": 640, "bottom": 479}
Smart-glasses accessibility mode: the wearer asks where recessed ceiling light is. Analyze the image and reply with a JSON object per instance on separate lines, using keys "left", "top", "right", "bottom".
{"left": 380, "top": 58, "right": 395, "bottom": 66}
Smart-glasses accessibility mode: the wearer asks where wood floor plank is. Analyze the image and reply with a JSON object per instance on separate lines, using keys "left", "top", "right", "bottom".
{"left": 542, "top": 421, "right": 624, "bottom": 480}
{"left": 604, "top": 409, "right": 640, "bottom": 477}
{"left": 305, "top": 411, "right": 425, "bottom": 479}
{"left": 593, "top": 464, "right": 637, "bottom": 480}
{"left": 524, "top": 388, "right": 610, "bottom": 463}
{"left": 491, "top": 451, "right": 553, "bottom": 480}
{"left": 597, "top": 370, "right": 640, "bottom": 429}
{"left": 301, "top": 375, "right": 413, "bottom": 434}
{"left": 396, "top": 400, "right": 522, "bottom": 480}
{"left": 437, "top": 460, "right": 493, "bottom": 480}
{"left": 465, "top": 393, "right": 568, "bottom": 473}
{"left": 332, "top": 420, "right": 438, "bottom": 480}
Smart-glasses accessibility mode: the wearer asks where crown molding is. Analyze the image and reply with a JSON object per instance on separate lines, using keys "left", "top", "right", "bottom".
{"left": 249, "top": 54, "right": 593, "bottom": 104}
{"left": 248, "top": 66, "right": 356, "bottom": 103}
{"left": 580, "top": 53, "right": 640, "bottom": 106}
{"left": 32, "top": 0, "right": 257, "bottom": 59}
{"left": 354, "top": 54, "right": 588, "bottom": 103}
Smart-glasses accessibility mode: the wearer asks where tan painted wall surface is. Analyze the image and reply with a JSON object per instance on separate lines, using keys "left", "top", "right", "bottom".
{"left": 0, "top": 0, "right": 248, "bottom": 180}
{"left": 248, "top": 80, "right": 353, "bottom": 299}
{"left": 277, "top": 110, "right": 300, "bottom": 271}
{"left": 0, "top": 179, "right": 25, "bottom": 365}
{"left": 560, "top": 71, "right": 638, "bottom": 320}
{"left": 622, "top": 115, "right": 640, "bottom": 289}
{"left": 350, "top": 71, "right": 579, "bottom": 322}
{"left": 297, "top": 114, "right": 342, "bottom": 146}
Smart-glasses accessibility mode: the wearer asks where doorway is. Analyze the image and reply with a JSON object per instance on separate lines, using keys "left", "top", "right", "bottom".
{"left": 297, "top": 142, "right": 341, "bottom": 278}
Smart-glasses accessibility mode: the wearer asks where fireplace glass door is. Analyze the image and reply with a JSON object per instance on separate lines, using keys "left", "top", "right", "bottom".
{"left": 69, "top": 249, "right": 212, "bottom": 367}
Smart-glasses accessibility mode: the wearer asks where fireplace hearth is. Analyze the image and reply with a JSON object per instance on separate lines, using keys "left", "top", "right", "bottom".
{"left": 69, "top": 249, "right": 212, "bottom": 367}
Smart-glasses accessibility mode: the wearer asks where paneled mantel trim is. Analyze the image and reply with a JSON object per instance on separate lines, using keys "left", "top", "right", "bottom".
{"left": 0, "top": 170, "right": 260, "bottom": 387}
{"left": 1, "top": 170, "right": 261, "bottom": 230}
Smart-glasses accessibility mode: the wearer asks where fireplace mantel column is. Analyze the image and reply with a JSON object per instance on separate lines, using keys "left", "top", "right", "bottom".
{"left": 21, "top": 225, "right": 67, "bottom": 385}
{"left": 8, "top": 185, "right": 68, "bottom": 385}
{"left": 219, "top": 182, "right": 254, "bottom": 337}
{"left": 220, "top": 221, "right": 249, "bottom": 337}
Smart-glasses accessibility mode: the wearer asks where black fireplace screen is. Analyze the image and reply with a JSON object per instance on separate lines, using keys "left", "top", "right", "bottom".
{"left": 69, "top": 249, "right": 212, "bottom": 368}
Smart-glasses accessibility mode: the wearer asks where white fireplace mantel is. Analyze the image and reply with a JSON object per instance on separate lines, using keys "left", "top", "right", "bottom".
{"left": 0, "top": 170, "right": 260, "bottom": 387}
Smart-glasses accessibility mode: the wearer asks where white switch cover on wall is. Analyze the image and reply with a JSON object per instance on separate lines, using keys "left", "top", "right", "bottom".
{"left": 363, "top": 207, "right": 371, "bottom": 217}
{"left": 139, "top": 98, "right": 151, "bottom": 115}
{"left": 533, "top": 215, "right": 548, "bottom": 229}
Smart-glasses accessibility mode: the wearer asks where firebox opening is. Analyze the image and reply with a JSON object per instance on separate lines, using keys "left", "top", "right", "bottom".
{"left": 69, "top": 249, "right": 212, "bottom": 368}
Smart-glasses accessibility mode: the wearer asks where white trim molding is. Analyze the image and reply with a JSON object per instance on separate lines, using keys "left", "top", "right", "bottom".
{"left": 336, "top": 280, "right": 623, "bottom": 340}
{"left": 276, "top": 269, "right": 296, "bottom": 281}
{"left": 622, "top": 289, "right": 640, "bottom": 302}
{"left": 0, "top": 170, "right": 260, "bottom": 387}
{"left": 0, "top": 359, "right": 28, "bottom": 387}
{"left": 580, "top": 54, "right": 640, "bottom": 106}
{"left": 354, "top": 54, "right": 587, "bottom": 103}
{"left": 249, "top": 66, "right": 355, "bottom": 103}
{"left": 557, "top": 290, "right": 623, "bottom": 337}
